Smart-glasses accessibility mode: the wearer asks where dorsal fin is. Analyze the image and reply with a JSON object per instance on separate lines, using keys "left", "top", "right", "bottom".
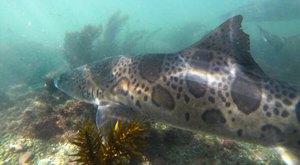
{"left": 186, "top": 15, "right": 266, "bottom": 77}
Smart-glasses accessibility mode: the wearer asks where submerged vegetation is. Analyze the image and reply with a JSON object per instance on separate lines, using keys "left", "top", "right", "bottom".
{"left": 63, "top": 11, "right": 149, "bottom": 68}
{"left": 0, "top": 9, "right": 296, "bottom": 164}
{"left": 64, "top": 25, "right": 102, "bottom": 68}
{"left": 62, "top": 10, "right": 208, "bottom": 69}
{"left": 71, "top": 119, "right": 149, "bottom": 165}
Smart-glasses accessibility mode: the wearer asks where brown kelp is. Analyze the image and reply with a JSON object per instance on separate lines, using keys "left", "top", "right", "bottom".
{"left": 70, "top": 121, "right": 104, "bottom": 164}
{"left": 63, "top": 11, "right": 156, "bottom": 68}
{"left": 70, "top": 119, "right": 149, "bottom": 165}
{"left": 98, "top": 10, "right": 129, "bottom": 56}
{"left": 64, "top": 25, "right": 102, "bottom": 68}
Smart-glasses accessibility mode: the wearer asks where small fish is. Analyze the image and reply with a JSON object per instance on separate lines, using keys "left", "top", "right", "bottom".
{"left": 257, "top": 25, "right": 284, "bottom": 51}
{"left": 221, "top": 0, "right": 300, "bottom": 22}
{"left": 55, "top": 15, "right": 300, "bottom": 164}
{"left": 258, "top": 25, "right": 300, "bottom": 52}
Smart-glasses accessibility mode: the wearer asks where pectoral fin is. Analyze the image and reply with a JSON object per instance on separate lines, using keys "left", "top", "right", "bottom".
{"left": 96, "top": 100, "right": 144, "bottom": 129}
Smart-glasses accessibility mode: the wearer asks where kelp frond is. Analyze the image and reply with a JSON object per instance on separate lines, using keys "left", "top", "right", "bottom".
{"left": 70, "top": 121, "right": 104, "bottom": 164}
{"left": 70, "top": 119, "right": 149, "bottom": 165}
{"left": 103, "top": 119, "right": 149, "bottom": 164}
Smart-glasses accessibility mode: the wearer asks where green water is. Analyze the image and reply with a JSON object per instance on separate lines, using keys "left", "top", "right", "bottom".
{"left": 1, "top": 0, "right": 300, "bottom": 164}
{"left": 1, "top": 0, "right": 300, "bottom": 90}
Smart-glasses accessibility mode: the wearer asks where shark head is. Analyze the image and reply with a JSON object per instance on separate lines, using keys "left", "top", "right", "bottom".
{"left": 54, "top": 65, "right": 93, "bottom": 102}
{"left": 54, "top": 57, "right": 120, "bottom": 103}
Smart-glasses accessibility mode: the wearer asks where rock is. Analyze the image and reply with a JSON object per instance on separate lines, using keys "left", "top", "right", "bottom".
{"left": 18, "top": 151, "right": 33, "bottom": 165}
{"left": 8, "top": 144, "right": 25, "bottom": 152}
{"left": 37, "top": 158, "right": 51, "bottom": 165}
{"left": 68, "top": 161, "right": 77, "bottom": 165}
{"left": 222, "top": 139, "right": 237, "bottom": 149}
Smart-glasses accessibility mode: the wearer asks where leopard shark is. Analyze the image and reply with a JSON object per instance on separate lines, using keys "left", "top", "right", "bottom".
{"left": 54, "top": 15, "right": 300, "bottom": 164}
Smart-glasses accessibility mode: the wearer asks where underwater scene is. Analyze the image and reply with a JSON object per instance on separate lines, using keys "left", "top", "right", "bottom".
{"left": 1, "top": 0, "right": 300, "bottom": 164}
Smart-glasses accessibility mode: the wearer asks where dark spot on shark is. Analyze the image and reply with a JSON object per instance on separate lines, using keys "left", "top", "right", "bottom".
{"left": 281, "top": 110, "right": 289, "bottom": 118}
{"left": 171, "top": 84, "right": 177, "bottom": 90}
{"left": 231, "top": 76, "right": 261, "bottom": 115}
{"left": 225, "top": 92, "right": 229, "bottom": 98}
{"left": 136, "top": 100, "right": 141, "bottom": 108}
{"left": 184, "top": 94, "right": 190, "bottom": 104}
{"left": 174, "top": 77, "right": 178, "bottom": 82}
{"left": 261, "top": 124, "right": 284, "bottom": 143}
{"left": 263, "top": 105, "right": 269, "bottom": 111}
{"left": 201, "top": 108, "right": 226, "bottom": 125}
{"left": 273, "top": 108, "right": 279, "bottom": 115}
{"left": 225, "top": 102, "right": 231, "bottom": 107}
{"left": 208, "top": 96, "right": 215, "bottom": 103}
{"left": 237, "top": 129, "right": 243, "bottom": 137}
{"left": 176, "top": 93, "right": 181, "bottom": 99}
{"left": 289, "top": 93, "right": 296, "bottom": 99}
{"left": 144, "top": 95, "right": 148, "bottom": 101}
{"left": 293, "top": 129, "right": 298, "bottom": 134}
{"left": 131, "top": 78, "right": 136, "bottom": 85}
{"left": 259, "top": 134, "right": 265, "bottom": 140}
{"left": 186, "top": 72, "right": 207, "bottom": 98}
{"left": 166, "top": 81, "right": 170, "bottom": 86}
{"left": 218, "top": 91, "right": 226, "bottom": 102}
{"left": 185, "top": 112, "right": 190, "bottom": 121}
{"left": 266, "top": 112, "right": 272, "bottom": 117}
{"left": 151, "top": 85, "right": 175, "bottom": 110}
{"left": 163, "top": 76, "right": 167, "bottom": 82}
{"left": 282, "top": 98, "right": 292, "bottom": 106}
{"left": 179, "top": 79, "right": 184, "bottom": 84}
{"left": 178, "top": 86, "right": 183, "bottom": 93}
{"left": 295, "top": 100, "right": 300, "bottom": 123}
{"left": 139, "top": 54, "right": 165, "bottom": 83}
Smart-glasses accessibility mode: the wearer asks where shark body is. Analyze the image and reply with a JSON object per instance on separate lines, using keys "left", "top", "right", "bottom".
{"left": 55, "top": 15, "right": 300, "bottom": 164}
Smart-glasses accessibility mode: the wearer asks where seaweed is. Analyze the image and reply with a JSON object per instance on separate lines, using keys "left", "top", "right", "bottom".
{"left": 62, "top": 11, "right": 163, "bottom": 68}
{"left": 70, "top": 121, "right": 104, "bottom": 164}
{"left": 70, "top": 119, "right": 149, "bottom": 165}
{"left": 63, "top": 25, "right": 102, "bottom": 68}
{"left": 95, "top": 11, "right": 129, "bottom": 57}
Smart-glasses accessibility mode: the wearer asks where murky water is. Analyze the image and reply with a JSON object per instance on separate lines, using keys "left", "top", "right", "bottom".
{"left": 0, "top": 0, "right": 299, "bottom": 164}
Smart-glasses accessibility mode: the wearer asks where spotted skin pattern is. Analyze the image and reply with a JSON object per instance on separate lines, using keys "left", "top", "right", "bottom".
{"left": 55, "top": 15, "right": 300, "bottom": 161}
